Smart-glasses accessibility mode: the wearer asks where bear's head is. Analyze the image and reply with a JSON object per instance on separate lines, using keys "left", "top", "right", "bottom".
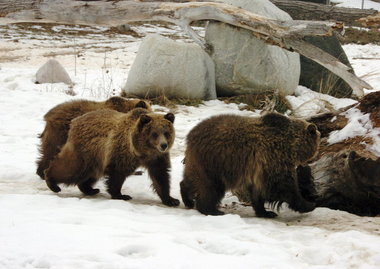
{"left": 106, "top": 96, "right": 152, "bottom": 113}
{"left": 261, "top": 112, "right": 320, "bottom": 164}
{"left": 133, "top": 112, "right": 175, "bottom": 156}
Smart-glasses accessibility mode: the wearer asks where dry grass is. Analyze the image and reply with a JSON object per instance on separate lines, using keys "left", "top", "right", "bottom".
{"left": 122, "top": 90, "right": 290, "bottom": 113}
{"left": 219, "top": 91, "right": 291, "bottom": 113}
{"left": 316, "top": 72, "right": 354, "bottom": 98}
{"left": 341, "top": 27, "right": 380, "bottom": 45}
{"left": 121, "top": 91, "right": 204, "bottom": 108}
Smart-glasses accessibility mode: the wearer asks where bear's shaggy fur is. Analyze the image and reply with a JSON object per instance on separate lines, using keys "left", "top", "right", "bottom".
{"left": 180, "top": 112, "right": 320, "bottom": 218}
{"left": 36, "top": 97, "right": 151, "bottom": 179}
{"left": 44, "top": 108, "right": 179, "bottom": 206}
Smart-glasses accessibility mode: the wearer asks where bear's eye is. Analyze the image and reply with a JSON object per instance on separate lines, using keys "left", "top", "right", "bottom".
{"left": 151, "top": 132, "right": 158, "bottom": 139}
{"left": 164, "top": 132, "right": 171, "bottom": 138}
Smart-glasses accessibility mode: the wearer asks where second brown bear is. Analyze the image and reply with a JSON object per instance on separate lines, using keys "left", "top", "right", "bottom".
{"left": 180, "top": 112, "right": 320, "bottom": 218}
{"left": 36, "top": 96, "right": 151, "bottom": 179}
{"left": 44, "top": 108, "right": 179, "bottom": 207}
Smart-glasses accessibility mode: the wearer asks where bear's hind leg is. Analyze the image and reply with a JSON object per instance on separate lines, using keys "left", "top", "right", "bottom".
{"left": 196, "top": 189, "right": 225, "bottom": 216}
{"left": 37, "top": 125, "right": 68, "bottom": 180}
{"left": 45, "top": 175, "right": 61, "bottom": 193}
{"left": 288, "top": 194, "right": 316, "bottom": 213}
{"left": 180, "top": 179, "right": 195, "bottom": 209}
{"left": 37, "top": 144, "right": 59, "bottom": 181}
{"left": 36, "top": 128, "right": 50, "bottom": 179}
{"left": 44, "top": 158, "right": 68, "bottom": 193}
{"left": 37, "top": 165, "right": 46, "bottom": 180}
{"left": 195, "top": 176, "right": 225, "bottom": 216}
{"left": 78, "top": 178, "right": 100, "bottom": 196}
{"left": 44, "top": 145, "right": 82, "bottom": 193}
{"left": 250, "top": 187, "right": 277, "bottom": 218}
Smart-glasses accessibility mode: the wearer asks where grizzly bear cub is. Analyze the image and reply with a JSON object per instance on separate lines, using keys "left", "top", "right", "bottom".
{"left": 44, "top": 108, "right": 179, "bottom": 207}
{"left": 180, "top": 112, "right": 320, "bottom": 218}
{"left": 36, "top": 96, "right": 151, "bottom": 179}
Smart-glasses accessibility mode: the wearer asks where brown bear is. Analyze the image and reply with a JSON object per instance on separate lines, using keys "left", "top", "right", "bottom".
{"left": 44, "top": 107, "right": 179, "bottom": 207}
{"left": 180, "top": 112, "right": 320, "bottom": 218}
{"left": 36, "top": 96, "right": 151, "bottom": 179}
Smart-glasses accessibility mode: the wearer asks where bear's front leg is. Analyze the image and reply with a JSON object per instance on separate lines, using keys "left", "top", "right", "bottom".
{"left": 105, "top": 166, "right": 132, "bottom": 201}
{"left": 273, "top": 169, "right": 316, "bottom": 214}
{"left": 146, "top": 154, "right": 179, "bottom": 207}
{"left": 78, "top": 178, "right": 100, "bottom": 196}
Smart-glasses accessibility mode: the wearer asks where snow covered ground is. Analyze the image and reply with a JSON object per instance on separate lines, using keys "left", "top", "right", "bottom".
{"left": 0, "top": 20, "right": 380, "bottom": 269}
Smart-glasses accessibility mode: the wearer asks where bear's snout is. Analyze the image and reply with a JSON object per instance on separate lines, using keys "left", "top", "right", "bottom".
{"left": 160, "top": 143, "right": 168, "bottom": 151}
{"left": 155, "top": 134, "right": 170, "bottom": 153}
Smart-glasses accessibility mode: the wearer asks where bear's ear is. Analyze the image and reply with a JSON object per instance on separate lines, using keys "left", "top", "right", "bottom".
{"left": 262, "top": 112, "right": 289, "bottom": 128}
{"left": 164, "top": 113, "right": 175, "bottom": 123}
{"left": 138, "top": 114, "right": 152, "bottom": 130}
{"left": 106, "top": 96, "right": 125, "bottom": 111}
{"left": 307, "top": 124, "right": 317, "bottom": 135}
{"left": 135, "top": 100, "right": 148, "bottom": 109}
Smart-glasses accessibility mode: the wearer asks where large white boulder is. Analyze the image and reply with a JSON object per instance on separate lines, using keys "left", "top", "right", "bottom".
{"left": 123, "top": 34, "right": 216, "bottom": 100}
{"left": 35, "top": 59, "right": 72, "bottom": 85}
{"left": 205, "top": 0, "right": 300, "bottom": 96}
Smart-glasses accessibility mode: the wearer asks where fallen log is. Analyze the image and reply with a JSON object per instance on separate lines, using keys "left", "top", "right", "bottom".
{"left": 270, "top": 0, "right": 379, "bottom": 26}
{"left": 0, "top": 0, "right": 371, "bottom": 96}
{"left": 308, "top": 151, "right": 380, "bottom": 217}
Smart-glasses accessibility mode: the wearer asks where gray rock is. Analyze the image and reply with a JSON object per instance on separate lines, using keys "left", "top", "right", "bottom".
{"left": 124, "top": 34, "right": 216, "bottom": 100}
{"left": 205, "top": 0, "right": 300, "bottom": 96}
{"left": 36, "top": 59, "right": 73, "bottom": 85}
{"left": 299, "top": 35, "right": 353, "bottom": 98}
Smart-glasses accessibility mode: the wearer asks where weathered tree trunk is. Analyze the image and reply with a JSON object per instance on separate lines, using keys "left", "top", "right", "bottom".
{"left": 270, "top": 0, "right": 379, "bottom": 26}
{"left": 0, "top": 0, "right": 371, "bottom": 96}
{"left": 234, "top": 91, "right": 380, "bottom": 216}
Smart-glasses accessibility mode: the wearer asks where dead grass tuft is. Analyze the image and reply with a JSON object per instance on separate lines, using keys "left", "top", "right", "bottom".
{"left": 219, "top": 91, "right": 290, "bottom": 113}
{"left": 122, "top": 90, "right": 291, "bottom": 112}
{"left": 121, "top": 91, "right": 204, "bottom": 108}
{"left": 317, "top": 72, "right": 354, "bottom": 98}
{"left": 341, "top": 27, "right": 380, "bottom": 45}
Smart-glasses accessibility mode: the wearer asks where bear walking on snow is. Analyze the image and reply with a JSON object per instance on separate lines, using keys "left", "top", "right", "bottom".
{"left": 180, "top": 112, "right": 320, "bottom": 217}
{"left": 44, "top": 107, "right": 179, "bottom": 207}
{"left": 36, "top": 97, "right": 151, "bottom": 179}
